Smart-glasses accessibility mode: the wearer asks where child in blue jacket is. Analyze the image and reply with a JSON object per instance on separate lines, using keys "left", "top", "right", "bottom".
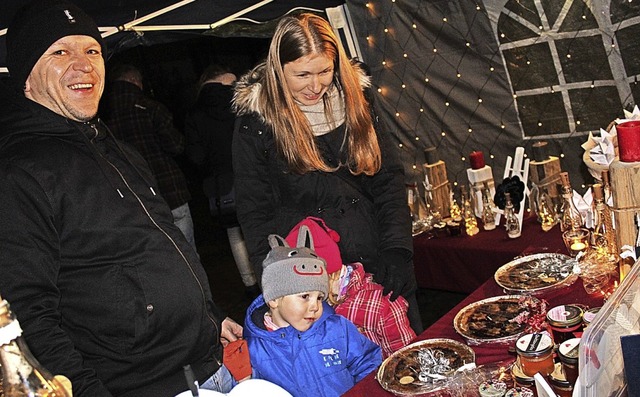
{"left": 243, "top": 225, "right": 382, "bottom": 397}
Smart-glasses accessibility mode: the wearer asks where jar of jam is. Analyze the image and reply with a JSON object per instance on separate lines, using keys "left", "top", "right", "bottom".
{"left": 515, "top": 333, "right": 555, "bottom": 377}
{"left": 582, "top": 307, "right": 601, "bottom": 329}
{"left": 549, "top": 362, "right": 574, "bottom": 397}
{"left": 511, "top": 360, "right": 537, "bottom": 397}
{"left": 546, "top": 304, "right": 583, "bottom": 344}
{"left": 557, "top": 337, "right": 580, "bottom": 385}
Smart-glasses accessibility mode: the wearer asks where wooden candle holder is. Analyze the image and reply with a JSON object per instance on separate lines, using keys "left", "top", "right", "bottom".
{"left": 609, "top": 159, "right": 640, "bottom": 253}
{"left": 423, "top": 160, "right": 451, "bottom": 219}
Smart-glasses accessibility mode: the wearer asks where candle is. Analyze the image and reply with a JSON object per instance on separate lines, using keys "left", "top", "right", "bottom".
{"left": 570, "top": 241, "right": 586, "bottom": 251}
{"left": 616, "top": 121, "right": 640, "bottom": 162}
{"left": 469, "top": 151, "right": 485, "bottom": 169}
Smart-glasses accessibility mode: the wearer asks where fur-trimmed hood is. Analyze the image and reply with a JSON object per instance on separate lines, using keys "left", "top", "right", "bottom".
{"left": 232, "top": 60, "right": 371, "bottom": 119}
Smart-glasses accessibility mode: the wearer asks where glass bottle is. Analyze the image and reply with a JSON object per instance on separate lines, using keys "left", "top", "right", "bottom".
{"left": 461, "top": 185, "right": 479, "bottom": 236}
{"left": 601, "top": 170, "right": 611, "bottom": 204}
{"left": 504, "top": 192, "right": 521, "bottom": 238}
{"left": 481, "top": 182, "right": 496, "bottom": 231}
{"left": 538, "top": 187, "right": 557, "bottom": 232}
{"left": 406, "top": 183, "right": 426, "bottom": 222}
{"left": 559, "top": 172, "right": 584, "bottom": 232}
{"left": 0, "top": 298, "right": 72, "bottom": 396}
{"left": 423, "top": 179, "right": 442, "bottom": 226}
{"left": 449, "top": 184, "right": 462, "bottom": 221}
{"left": 591, "top": 183, "right": 618, "bottom": 257}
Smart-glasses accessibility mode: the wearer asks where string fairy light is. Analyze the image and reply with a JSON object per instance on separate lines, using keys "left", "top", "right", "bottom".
{"left": 359, "top": 0, "right": 635, "bottom": 191}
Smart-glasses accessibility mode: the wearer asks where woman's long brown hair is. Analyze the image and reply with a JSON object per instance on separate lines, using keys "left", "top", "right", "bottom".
{"left": 259, "top": 13, "right": 381, "bottom": 175}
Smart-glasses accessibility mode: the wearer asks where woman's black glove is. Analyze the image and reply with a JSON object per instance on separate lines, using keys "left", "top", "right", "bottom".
{"left": 373, "top": 248, "right": 414, "bottom": 302}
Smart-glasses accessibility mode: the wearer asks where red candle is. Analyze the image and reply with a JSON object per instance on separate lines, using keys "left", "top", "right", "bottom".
{"left": 616, "top": 121, "right": 640, "bottom": 162}
{"left": 469, "top": 151, "right": 485, "bottom": 169}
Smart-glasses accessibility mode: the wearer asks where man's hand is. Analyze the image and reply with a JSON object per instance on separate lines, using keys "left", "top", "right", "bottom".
{"left": 220, "top": 317, "right": 243, "bottom": 347}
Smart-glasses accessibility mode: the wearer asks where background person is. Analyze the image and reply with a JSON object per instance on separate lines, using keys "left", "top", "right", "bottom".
{"left": 232, "top": 13, "right": 423, "bottom": 334}
{"left": 101, "top": 63, "right": 196, "bottom": 250}
{"left": 184, "top": 64, "right": 258, "bottom": 297}
{"left": 0, "top": 1, "right": 240, "bottom": 395}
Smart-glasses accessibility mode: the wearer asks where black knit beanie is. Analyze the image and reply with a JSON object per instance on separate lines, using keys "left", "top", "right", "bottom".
{"left": 6, "top": 0, "right": 106, "bottom": 86}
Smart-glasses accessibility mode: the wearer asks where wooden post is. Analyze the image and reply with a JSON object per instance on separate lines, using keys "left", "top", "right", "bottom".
{"left": 609, "top": 159, "right": 640, "bottom": 252}
{"left": 529, "top": 156, "right": 562, "bottom": 199}
{"left": 423, "top": 160, "right": 451, "bottom": 219}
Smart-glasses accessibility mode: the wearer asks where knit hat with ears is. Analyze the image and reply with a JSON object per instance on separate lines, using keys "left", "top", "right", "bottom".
{"left": 6, "top": 0, "right": 106, "bottom": 86}
{"left": 262, "top": 225, "right": 329, "bottom": 302}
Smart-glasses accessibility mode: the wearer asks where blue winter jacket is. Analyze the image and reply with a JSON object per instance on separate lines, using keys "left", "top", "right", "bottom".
{"left": 243, "top": 295, "right": 382, "bottom": 397}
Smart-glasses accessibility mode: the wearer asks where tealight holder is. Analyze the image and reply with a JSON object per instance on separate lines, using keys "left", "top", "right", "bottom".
{"left": 562, "top": 228, "right": 590, "bottom": 257}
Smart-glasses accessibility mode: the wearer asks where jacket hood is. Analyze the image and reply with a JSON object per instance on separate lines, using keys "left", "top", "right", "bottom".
{"left": 232, "top": 61, "right": 371, "bottom": 119}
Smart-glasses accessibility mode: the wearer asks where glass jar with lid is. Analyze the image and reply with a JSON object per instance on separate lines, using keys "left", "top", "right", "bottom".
{"left": 549, "top": 362, "right": 574, "bottom": 397}
{"left": 515, "top": 333, "right": 555, "bottom": 377}
{"left": 546, "top": 304, "right": 583, "bottom": 344}
{"left": 557, "top": 337, "right": 580, "bottom": 385}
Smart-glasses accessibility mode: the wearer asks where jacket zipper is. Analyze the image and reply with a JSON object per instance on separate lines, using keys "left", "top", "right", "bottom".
{"left": 87, "top": 124, "right": 221, "bottom": 359}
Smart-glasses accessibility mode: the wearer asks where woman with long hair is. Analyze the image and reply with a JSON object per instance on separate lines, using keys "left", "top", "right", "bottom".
{"left": 232, "top": 13, "right": 423, "bottom": 335}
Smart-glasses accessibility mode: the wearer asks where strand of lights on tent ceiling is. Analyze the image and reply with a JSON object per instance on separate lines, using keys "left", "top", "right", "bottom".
{"left": 358, "top": 0, "right": 640, "bottom": 190}
{"left": 362, "top": 1, "right": 515, "bottom": 188}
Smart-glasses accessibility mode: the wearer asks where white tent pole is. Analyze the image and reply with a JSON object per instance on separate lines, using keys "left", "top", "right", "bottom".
{"left": 208, "top": 0, "right": 273, "bottom": 29}
{"left": 101, "top": 0, "right": 274, "bottom": 38}
{"left": 102, "top": 0, "right": 196, "bottom": 38}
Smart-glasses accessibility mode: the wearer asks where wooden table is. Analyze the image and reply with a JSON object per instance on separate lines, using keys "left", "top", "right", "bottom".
{"left": 413, "top": 215, "right": 566, "bottom": 293}
{"left": 343, "top": 276, "right": 604, "bottom": 396}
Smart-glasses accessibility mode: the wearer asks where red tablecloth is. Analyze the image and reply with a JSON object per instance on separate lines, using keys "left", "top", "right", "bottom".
{"left": 343, "top": 277, "right": 604, "bottom": 397}
{"left": 413, "top": 215, "right": 566, "bottom": 293}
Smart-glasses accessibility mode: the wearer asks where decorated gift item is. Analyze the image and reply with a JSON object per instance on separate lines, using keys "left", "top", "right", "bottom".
{"left": 557, "top": 337, "right": 580, "bottom": 385}
{"left": 529, "top": 141, "right": 562, "bottom": 225}
{"left": 546, "top": 304, "right": 583, "bottom": 344}
{"left": 423, "top": 147, "right": 452, "bottom": 218}
{"left": 615, "top": 121, "right": 640, "bottom": 162}
{"left": 591, "top": 183, "right": 618, "bottom": 258}
{"left": 494, "top": 176, "right": 525, "bottom": 239}
{"left": 495, "top": 147, "right": 529, "bottom": 232}
{"left": 582, "top": 105, "right": 640, "bottom": 179}
{"left": 548, "top": 362, "right": 574, "bottom": 397}
{"left": 449, "top": 183, "right": 462, "bottom": 220}
{"left": 460, "top": 185, "right": 479, "bottom": 236}
{"left": 558, "top": 172, "right": 584, "bottom": 232}
{"left": 466, "top": 150, "right": 496, "bottom": 220}
{"left": 407, "top": 182, "right": 428, "bottom": 236}
{"left": 515, "top": 333, "right": 555, "bottom": 377}
{"left": 504, "top": 192, "right": 521, "bottom": 239}
{"left": 609, "top": 155, "right": 640, "bottom": 278}
{"left": 481, "top": 181, "right": 497, "bottom": 231}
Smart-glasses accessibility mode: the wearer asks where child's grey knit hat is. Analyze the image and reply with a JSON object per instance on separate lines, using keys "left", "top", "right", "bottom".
{"left": 262, "top": 225, "right": 328, "bottom": 302}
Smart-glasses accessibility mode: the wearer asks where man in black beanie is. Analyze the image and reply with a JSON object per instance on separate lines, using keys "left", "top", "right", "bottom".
{"left": 0, "top": 1, "right": 243, "bottom": 396}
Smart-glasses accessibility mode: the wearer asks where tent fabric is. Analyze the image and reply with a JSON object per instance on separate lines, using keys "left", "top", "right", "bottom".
{"left": 3, "top": 0, "right": 640, "bottom": 194}
{"left": 0, "top": 0, "right": 345, "bottom": 70}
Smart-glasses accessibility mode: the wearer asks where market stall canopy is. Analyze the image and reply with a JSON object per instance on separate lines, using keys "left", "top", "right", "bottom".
{"left": 0, "top": 0, "right": 345, "bottom": 73}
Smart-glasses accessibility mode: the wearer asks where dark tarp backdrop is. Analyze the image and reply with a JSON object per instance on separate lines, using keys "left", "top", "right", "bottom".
{"left": 2, "top": 0, "right": 640, "bottom": 197}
